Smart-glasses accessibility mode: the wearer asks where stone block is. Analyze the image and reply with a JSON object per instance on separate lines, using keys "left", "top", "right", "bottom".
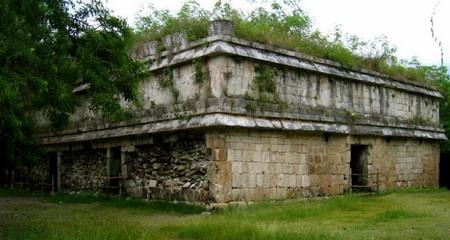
{"left": 232, "top": 173, "right": 241, "bottom": 188}
{"left": 148, "top": 180, "right": 157, "bottom": 188}
{"left": 231, "top": 162, "right": 242, "bottom": 174}
{"left": 249, "top": 162, "right": 262, "bottom": 174}
{"left": 212, "top": 148, "right": 226, "bottom": 161}
{"left": 208, "top": 19, "right": 234, "bottom": 36}
{"left": 301, "top": 175, "right": 310, "bottom": 187}
{"left": 256, "top": 174, "right": 263, "bottom": 187}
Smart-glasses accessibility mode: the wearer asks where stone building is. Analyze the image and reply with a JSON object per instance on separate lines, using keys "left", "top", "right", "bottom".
{"left": 28, "top": 20, "right": 445, "bottom": 203}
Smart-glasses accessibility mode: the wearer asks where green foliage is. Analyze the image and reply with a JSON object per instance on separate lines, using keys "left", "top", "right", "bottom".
{"left": 158, "top": 68, "right": 179, "bottom": 101}
{"left": 424, "top": 66, "right": 450, "bottom": 152}
{"left": 159, "top": 68, "right": 174, "bottom": 88}
{"left": 253, "top": 64, "right": 277, "bottom": 93}
{"left": 193, "top": 57, "right": 206, "bottom": 84}
{"left": 245, "top": 102, "right": 257, "bottom": 113}
{"left": 134, "top": 1, "right": 209, "bottom": 45}
{"left": 135, "top": 0, "right": 438, "bottom": 84}
{"left": 0, "top": 0, "right": 148, "bottom": 166}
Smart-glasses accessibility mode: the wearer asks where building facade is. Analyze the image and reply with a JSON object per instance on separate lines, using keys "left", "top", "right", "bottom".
{"left": 26, "top": 20, "right": 445, "bottom": 203}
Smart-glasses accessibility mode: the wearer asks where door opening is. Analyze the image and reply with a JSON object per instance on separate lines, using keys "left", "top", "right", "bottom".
{"left": 109, "top": 147, "right": 122, "bottom": 194}
{"left": 350, "top": 145, "right": 369, "bottom": 191}
{"left": 49, "top": 152, "right": 58, "bottom": 192}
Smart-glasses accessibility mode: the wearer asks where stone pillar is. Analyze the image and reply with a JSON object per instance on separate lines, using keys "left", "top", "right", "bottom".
{"left": 208, "top": 19, "right": 234, "bottom": 36}
{"left": 142, "top": 41, "right": 159, "bottom": 57}
{"left": 57, "top": 152, "right": 62, "bottom": 191}
{"left": 162, "top": 32, "right": 189, "bottom": 52}
{"left": 106, "top": 148, "right": 111, "bottom": 178}
{"left": 206, "top": 132, "right": 232, "bottom": 203}
{"left": 120, "top": 147, "right": 126, "bottom": 177}
{"left": 134, "top": 40, "right": 159, "bottom": 59}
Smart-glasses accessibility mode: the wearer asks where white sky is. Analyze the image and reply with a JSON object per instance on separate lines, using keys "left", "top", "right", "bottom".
{"left": 103, "top": 0, "right": 450, "bottom": 69}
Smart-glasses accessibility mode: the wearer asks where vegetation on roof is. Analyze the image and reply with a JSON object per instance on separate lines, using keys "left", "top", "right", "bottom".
{"left": 133, "top": 0, "right": 450, "bottom": 150}
{"left": 133, "top": 0, "right": 444, "bottom": 86}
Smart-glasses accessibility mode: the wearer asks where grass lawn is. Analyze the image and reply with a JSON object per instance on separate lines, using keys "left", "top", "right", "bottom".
{"left": 0, "top": 188, "right": 449, "bottom": 240}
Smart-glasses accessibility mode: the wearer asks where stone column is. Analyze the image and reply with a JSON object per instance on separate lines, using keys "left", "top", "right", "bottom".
{"left": 208, "top": 19, "right": 234, "bottom": 36}
{"left": 106, "top": 148, "right": 111, "bottom": 179}
{"left": 120, "top": 147, "right": 126, "bottom": 177}
{"left": 206, "top": 132, "right": 232, "bottom": 203}
{"left": 133, "top": 40, "right": 159, "bottom": 59}
{"left": 162, "top": 32, "right": 189, "bottom": 52}
{"left": 57, "top": 152, "right": 62, "bottom": 191}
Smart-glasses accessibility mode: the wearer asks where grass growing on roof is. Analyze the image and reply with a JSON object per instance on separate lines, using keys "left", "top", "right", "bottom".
{"left": 133, "top": 0, "right": 443, "bottom": 85}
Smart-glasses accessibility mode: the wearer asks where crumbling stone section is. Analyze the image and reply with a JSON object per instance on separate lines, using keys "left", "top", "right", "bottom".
{"left": 122, "top": 133, "right": 210, "bottom": 202}
{"left": 19, "top": 161, "right": 50, "bottom": 189}
{"left": 60, "top": 149, "right": 107, "bottom": 191}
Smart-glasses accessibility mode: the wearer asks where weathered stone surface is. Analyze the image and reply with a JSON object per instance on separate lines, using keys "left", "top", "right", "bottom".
{"left": 122, "top": 133, "right": 209, "bottom": 201}
{"left": 37, "top": 113, "right": 446, "bottom": 145}
{"left": 162, "top": 32, "right": 189, "bottom": 52}
{"left": 209, "top": 129, "right": 439, "bottom": 202}
{"left": 60, "top": 149, "right": 107, "bottom": 191}
{"left": 35, "top": 34, "right": 444, "bottom": 144}
{"left": 24, "top": 23, "right": 444, "bottom": 203}
{"left": 208, "top": 19, "right": 234, "bottom": 36}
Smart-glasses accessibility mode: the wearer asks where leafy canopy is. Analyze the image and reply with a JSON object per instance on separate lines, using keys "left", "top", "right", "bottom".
{"left": 0, "top": 0, "right": 148, "bottom": 166}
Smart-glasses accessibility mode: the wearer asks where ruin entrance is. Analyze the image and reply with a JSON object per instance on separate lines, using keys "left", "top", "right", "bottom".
{"left": 108, "top": 147, "right": 122, "bottom": 194}
{"left": 350, "top": 145, "right": 369, "bottom": 191}
{"left": 48, "top": 152, "right": 58, "bottom": 192}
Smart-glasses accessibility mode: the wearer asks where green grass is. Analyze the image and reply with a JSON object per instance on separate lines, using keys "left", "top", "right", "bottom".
{"left": 0, "top": 188, "right": 205, "bottom": 215}
{"left": 1, "top": 188, "right": 450, "bottom": 240}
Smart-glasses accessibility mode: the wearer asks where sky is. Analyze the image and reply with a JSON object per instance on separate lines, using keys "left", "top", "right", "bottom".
{"left": 102, "top": 0, "right": 450, "bottom": 69}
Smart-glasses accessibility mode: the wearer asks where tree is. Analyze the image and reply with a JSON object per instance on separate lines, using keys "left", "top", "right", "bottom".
{"left": 0, "top": 0, "right": 148, "bottom": 173}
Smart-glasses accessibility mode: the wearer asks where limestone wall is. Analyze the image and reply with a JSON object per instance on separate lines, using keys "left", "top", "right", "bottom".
{"left": 354, "top": 137, "right": 440, "bottom": 190}
{"left": 209, "top": 56, "right": 440, "bottom": 128}
{"left": 206, "top": 129, "right": 439, "bottom": 203}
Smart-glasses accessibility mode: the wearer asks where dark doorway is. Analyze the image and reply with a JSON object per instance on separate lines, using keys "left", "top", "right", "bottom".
{"left": 109, "top": 147, "right": 122, "bottom": 194}
{"left": 440, "top": 152, "right": 450, "bottom": 189}
{"left": 48, "top": 152, "right": 58, "bottom": 192}
{"left": 350, "top": 145, "right": 369, "bottom": 190}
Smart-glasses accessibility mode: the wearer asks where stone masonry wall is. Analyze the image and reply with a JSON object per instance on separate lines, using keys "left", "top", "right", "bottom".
{"left": 207, "top": 129, "right": 440, "bottom": 203}
{"left": 16, "top": 161, "right": 50, "bottom": 189}
{"left": 354, "top": 137, "right": 440, "bottom": 191}
{"left": 60, "top": 149, "right": 108, "bottom": 191}
{"left": 207, "top": 130, "right": 348, "bottom": 202}
{"left": 123, "top": 133, "right": 210, "bottom": 202}
{"left": 210, "top": 56, "right": 440, "bottom": 127}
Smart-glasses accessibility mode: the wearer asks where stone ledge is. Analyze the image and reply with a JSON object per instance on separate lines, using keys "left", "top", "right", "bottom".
{"left": 34, "top": 96, "right": 443, "bottom": 138}
{"left": 147, "top": 36, "right": 441, "bottom": 98}
{"left": 38, "top": 113, "right": 447, "bottom": 145}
